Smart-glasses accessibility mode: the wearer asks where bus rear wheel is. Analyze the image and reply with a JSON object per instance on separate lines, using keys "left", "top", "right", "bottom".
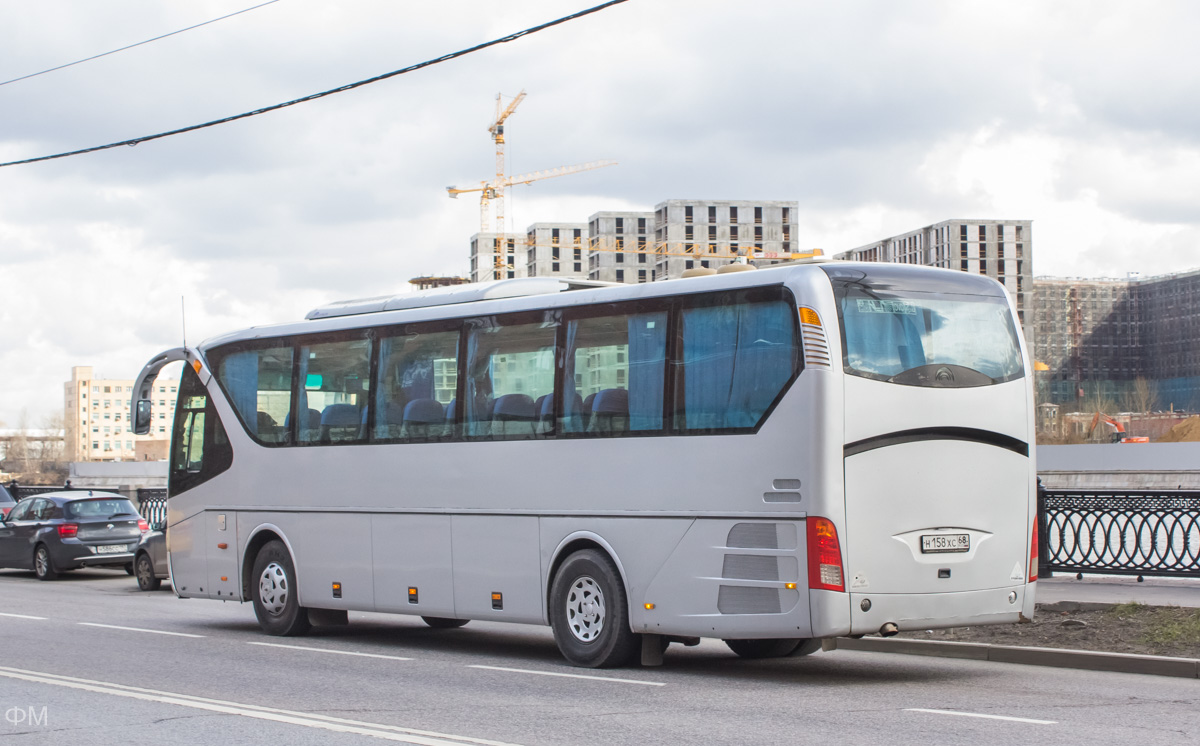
{"left": 251, "top": 540, "right": 311, "bottom": 636}
{"left": 724, "top": 638, "right": 806, "bottom": 658}
{"left": 550, "top": 549, "right": 638, "bottom": 668}
{"left": 422, "top": 617, "right": 469, "bottom": 629}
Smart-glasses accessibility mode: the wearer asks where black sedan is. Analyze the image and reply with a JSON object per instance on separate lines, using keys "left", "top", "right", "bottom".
{"left": 0, "top": 491, "right": 147, "bottom": 580}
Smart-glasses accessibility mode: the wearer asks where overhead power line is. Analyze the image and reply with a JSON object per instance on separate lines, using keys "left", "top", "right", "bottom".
{"left": 0, "top": 0, "right": 630, "bottom": 169}
{"left": 0, "top": 1, "right": 282, "bottom": 88}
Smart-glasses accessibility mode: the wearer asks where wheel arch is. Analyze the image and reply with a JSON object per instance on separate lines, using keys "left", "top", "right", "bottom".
{"left": 545, "top": 532, "right": 632, "bottom": 626}
{"left": 242, "top": 524, "right": 298, "bottom": 603}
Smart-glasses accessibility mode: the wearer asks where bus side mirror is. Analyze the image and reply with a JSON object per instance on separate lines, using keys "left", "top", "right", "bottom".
{"left": 134, "top": 400, "right": 154, "bottom": 435}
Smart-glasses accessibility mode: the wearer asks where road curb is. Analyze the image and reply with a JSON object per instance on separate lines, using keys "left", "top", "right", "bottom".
{"left": 832, "top": 636, "right": 1200, "bottom": 678}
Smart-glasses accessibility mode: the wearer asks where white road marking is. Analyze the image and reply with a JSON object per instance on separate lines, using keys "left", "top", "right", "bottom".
{"left": 77, "top": 622, "right": 204, "bottom": 638}
{"left": 0, "top": 612, "right": 47, "bottom": 620}
{"left": 468, "top": 664, "right": 665, "bottom": 687}
{"left": 906, "top": 708, "right": 1057, "bottom": 725}
{"left": 248, "top": 641, "right": 413, "bottom": 661}
{"left": 0, "top": 665, "right": 523, "bottom": 746}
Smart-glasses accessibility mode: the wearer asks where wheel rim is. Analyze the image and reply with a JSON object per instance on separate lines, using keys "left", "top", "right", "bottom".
{"left": 35, "top": 548, "right": 48, "bottom": 576}
{"left": 565, "top": 575, "right": 605, "bottom": 643}
{"left": 258, "top": 562, "right": 289, "bottom": 616}
{"left": 137, "top": 557, "right": 153, "bottom": 587}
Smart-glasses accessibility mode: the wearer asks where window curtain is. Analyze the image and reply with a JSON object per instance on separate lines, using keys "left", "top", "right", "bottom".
{"left": 375, "top": 336, "right": 396, "bottom": 439}
{"left": 842, "top": 300, "right": 926, "bottom": 375}
{"left": 222, "top": 352, "right": 259, "bottom": 436}
{"left": 296, "top": 347, "right": 312, "bottom": 442}
{"left": 562, "top": 320, "right": 582, "bottom": 432}
{"left": 463, "top": 323, "right": 489, "bottom": 437}
{"left": 627, "top": 311, "right": 666, "bottom": 431}
{"left": 683, "top": 301, "right": 797, "bottom": 429}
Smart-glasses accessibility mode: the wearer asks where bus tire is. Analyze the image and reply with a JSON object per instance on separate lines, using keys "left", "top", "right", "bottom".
{"left": 723, "top": 638, "right": 803, "bottom": 658}
{"left": 790, "top": 638, "right": 821, "bottom": 657}
{"left": 422, "top": 616, "right": 469, "bottom": 629}
{"left": 549, "top": 549, "right": 638, "bottom": 669}
{"left": 251, "top": 540, "right": 311, "bottom": 636}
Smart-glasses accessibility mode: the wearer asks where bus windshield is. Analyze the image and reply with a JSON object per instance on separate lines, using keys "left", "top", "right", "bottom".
{"left": 827, "top": 268, "right": 1024, "bottom": 387}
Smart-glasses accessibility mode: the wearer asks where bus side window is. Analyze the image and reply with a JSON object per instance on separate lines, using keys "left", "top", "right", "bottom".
{"left": 375, "top": 329, "right": 459, "bottom": 442}
{"left": 169, "top": 365, "right": 233, "bottom": 496}
{"left": 677, "top": 297, "right": 800, "bottom": 431}
{"left": 464, "top": 316, "right": 557, "bottom": 440}
{"left": 563, "top": 309, "right": 666, "bottom": 436}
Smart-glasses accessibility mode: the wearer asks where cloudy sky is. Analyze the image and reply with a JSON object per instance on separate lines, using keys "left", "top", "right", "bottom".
{"left": 3, "top": 0, "right": 1200, "bottom": 428}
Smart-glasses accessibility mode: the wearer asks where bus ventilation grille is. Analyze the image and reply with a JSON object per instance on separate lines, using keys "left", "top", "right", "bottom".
{"left": 717, "top": 586, "right": 783, "bottom": 614}
{"left": 726, "top": 523, "right": 797, "bottom": 550}
{"left": 800, "top": 311, "right": 832, "bottom": 369}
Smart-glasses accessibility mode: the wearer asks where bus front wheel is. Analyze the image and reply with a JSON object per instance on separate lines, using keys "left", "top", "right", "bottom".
{"left": 550, "top": 549, "right": 638, "bottom": 668}
{"left": 251, "top": 540, "right": 311, "bottom": 636}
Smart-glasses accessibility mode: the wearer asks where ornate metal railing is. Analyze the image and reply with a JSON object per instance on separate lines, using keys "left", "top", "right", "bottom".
{"left": 137, "top": 489, "right": 168, "bottom": 527}
{"left": 1039, "top": 489, "right": 1200, "bottom": 578}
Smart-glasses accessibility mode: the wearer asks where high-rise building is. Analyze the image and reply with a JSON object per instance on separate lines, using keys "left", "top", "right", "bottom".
{"left": 469, "top": 233, "right": 523, "bottom": 283}
{"left": 651, "top": 200, "right": 800, "bottom": 281}
{"left": 587, "top": 211, "right": 656, "bottom": 284}
{"left": 836, "top": 219, "right": 1034, "bottom": 347}
{"left": 525, "top": 223, "right": 588, "bottom": 278}
{"left": 64, "top": 366, "right": 178, "bottom": 462}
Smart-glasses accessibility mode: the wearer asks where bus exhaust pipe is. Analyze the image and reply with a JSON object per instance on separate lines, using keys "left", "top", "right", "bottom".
{"left": 879, "top": 623, "right": 899, "bottom": 637}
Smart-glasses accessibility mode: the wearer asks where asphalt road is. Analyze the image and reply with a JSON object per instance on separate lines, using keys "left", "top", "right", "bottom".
{"left": 2, "top": 568, "right": 1198, "bottom": 745}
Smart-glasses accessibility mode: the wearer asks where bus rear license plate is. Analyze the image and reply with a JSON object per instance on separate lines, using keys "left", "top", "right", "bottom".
{"left": 921, "top": 534, "right": 970, "bottom": 553}
{"left": 95, "top": 544, "right": 126, "bottom": 554}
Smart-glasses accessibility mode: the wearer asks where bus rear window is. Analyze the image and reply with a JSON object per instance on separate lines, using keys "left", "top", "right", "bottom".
{"left": 829, "top": 270, "right": 1024, "bottom": 387}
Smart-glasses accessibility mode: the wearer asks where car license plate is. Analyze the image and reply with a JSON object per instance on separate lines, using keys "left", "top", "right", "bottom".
{"left": 95, "top": 544, "right": 126, "bottom": 554}
{"left": 921, "top": 533, "right": 970, "bottom": 553}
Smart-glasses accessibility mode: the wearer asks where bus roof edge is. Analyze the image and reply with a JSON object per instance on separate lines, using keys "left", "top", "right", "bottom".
{"left": 305, "top": 278, "right": 620, "bottom": 320}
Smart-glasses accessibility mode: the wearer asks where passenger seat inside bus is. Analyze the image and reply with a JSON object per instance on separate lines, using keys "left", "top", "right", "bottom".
{"left": 492, "top": 393, "right": 537, "bottom": 439}
{"left": 320, "top": 403, "right": 363, "bottom": 443}
{"left": 589, "top": 388, "right": 629, "bottom": 434}
{"left": 402, "top": 398, "right": 446, "bottom": 440}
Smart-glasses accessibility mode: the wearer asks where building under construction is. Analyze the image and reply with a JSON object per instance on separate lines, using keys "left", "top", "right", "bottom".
{"left": 1032, "top": 268, "right": 1200, "bottom": 412}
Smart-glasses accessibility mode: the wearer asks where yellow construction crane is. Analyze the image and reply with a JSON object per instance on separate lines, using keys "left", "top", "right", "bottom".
{"left": 447, "top": 91, "right": 617, "bottom": 280}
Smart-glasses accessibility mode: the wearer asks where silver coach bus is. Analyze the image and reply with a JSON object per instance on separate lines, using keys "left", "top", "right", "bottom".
{"left": 133, "top": 261, "right": 1037, "bottom": 667}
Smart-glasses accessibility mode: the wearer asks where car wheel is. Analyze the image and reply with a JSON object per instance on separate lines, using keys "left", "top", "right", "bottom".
{"left": 549, "top": 549, "right": 638, "bottom": 668}
{"left": 33, "top": 544, "right": 58, "bottom": 581}
{"left": 135, "top": 553, "right": 161, "bottom": 592}
{"left": 421, "top": 617, "right": 469, "bottom": 629}
{"left": 723, "top": 638, "right": 803, "bottom": 658}
{"left": 790, "top": 638, "right": 822, "bottom": 657}
{"left": 251, "top": 540, "right": 311, "bottom": 636}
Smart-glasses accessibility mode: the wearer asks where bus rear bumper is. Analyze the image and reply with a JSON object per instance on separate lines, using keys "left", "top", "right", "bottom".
{"left": 848, "top": 584, "right": 1029, "bottom": 635}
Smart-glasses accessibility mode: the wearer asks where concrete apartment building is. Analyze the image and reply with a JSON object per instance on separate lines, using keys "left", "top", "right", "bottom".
{"left": 651, "top": 200, "right": 800, "bottom": 281}
{"left": 469, "top": 233, "right": 522, "bottom": 283}
{"left": 1032, "top": 268, "right": 1200, "bottom": 411}
{"left": 64, "top": 366, "right": 178, "bottom": 463}
{"left": 525, "top": 223, "right": 587, "bottom": 278}
{"left": 587, "top": 211, "right": 656, "bottom": 284}
{"left": 836, "top": 219, "right": 1035, "bottom": 347}
{"left": 468, "top": 198, "right": 802, "bottom": 286}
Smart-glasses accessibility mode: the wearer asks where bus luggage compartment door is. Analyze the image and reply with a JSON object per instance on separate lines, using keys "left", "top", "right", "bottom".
{"left": 843, "top": 439, "right": 1029, "bottom": 607}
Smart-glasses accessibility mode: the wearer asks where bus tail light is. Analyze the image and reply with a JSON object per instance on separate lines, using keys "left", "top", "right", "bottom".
{"left": 807, "top": 517, "right": 844, "bottom": 592}
{"left": 1028, "top": 521, "right": 1038, "bottom": 583}
{"left": 57, "top": 523, "right": 79, "bottom": 539}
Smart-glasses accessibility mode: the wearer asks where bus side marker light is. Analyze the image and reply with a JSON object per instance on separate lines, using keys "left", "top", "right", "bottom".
{"left": 332, "top": 582, "right": 342, "bottom": 599}
{"left": 1028, "top": 522, "right": 1039, "bottom": 583}
{"left": 492, "top": 592, "right": 503, "bottom": 610}
{"left": 798, "top": 307, "right": 821, "bottom": 326}
{"left": 192, "top": 360, "right": 202, "bottom": 374}
{"left": 644, "top": 603, "right": 655, "bottom": 610}
{"left": 408, "top": 587, "right": 418, "bottom": 604}
{"left": 785, "top": 583, "right": 797, "bottom": 590}
{"left": 807, "top": 517, "right": 845, "bottom": 592}
{"left": 217, "top": 543, "right": 227, "bottom": 550}
{"left": 221, "top": 576, "right": 228, "bottom": 582}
